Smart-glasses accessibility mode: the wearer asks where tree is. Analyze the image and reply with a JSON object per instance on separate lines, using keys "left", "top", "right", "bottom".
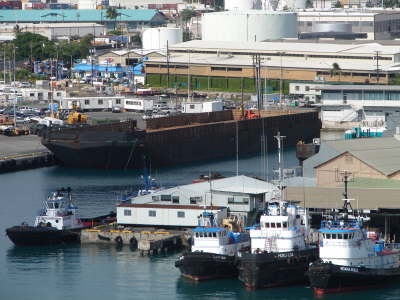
{"left": 106, "top": 7, "right": 118, "bottom": 31}
{"left": 180, "top": 9, "right": 196, "bottom": 41}
{"left": 330, "top": 62, "right": 341, "bottom": 79}
{"left": 334, "top": 0, "right": 343, "bottom": 7}
{"left": 131, "top": 33, "right": 142, "bottom": 47}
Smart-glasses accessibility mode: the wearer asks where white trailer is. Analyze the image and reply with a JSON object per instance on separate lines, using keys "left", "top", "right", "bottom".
{"left": 124, "top": 99, "right": 154, "bottom": 112}
{"left": 182, "top": 101, "right": 223, "bottom": 113}
{"left": 60, "top": 96, "right": 124, "bottom": 111}
{"left": 117, "top": 204, "right": 228, "bottom": 227}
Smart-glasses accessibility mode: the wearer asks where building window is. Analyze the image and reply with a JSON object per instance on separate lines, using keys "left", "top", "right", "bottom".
{"left": 57, "top": 92, "right": 61, "bottom": 96}
{"left": 190, "top": 197, "right": 201, "bottom": 204}
{"left": 172, "top": 196, "right": 179, "bottom": 203}
{"left": 116, "top": 99, "right": 121, "bottom": 104}
{"left": 295, "top": 86, "right": 299, "bottom": 91}
{"left": 30, "top": 93, "right": 35, "bottom": 97}
{"left": 211, "top": 66, "right": 226, "bottom": 71}
{"left": 148, "top": 210, "right": 156, "bottom": 217}
{"left": 124, "top": 209, "right": 131, "bottom": 216}
{"left": 177, "top": 211, "right": 185, "bottom": 218}
{"left": 305, "top": 86, "right": 310, "bottom": 91}
{"left": 228, "top": 197, "right": 234, "bottom": 203}
{"left": 190, "top": 104, "right": 195, "bottom": 109}
{"left": 242, "top": 197, "right": 249, "bottom": 204}
{"left": 85, "top": 100, "right": 90, "bottom": 105}
{"left": 98, "top": 99, "right": 103, "bottom": 105}
{"left": 161, "top": 194, "right": 171, "bottom": 201}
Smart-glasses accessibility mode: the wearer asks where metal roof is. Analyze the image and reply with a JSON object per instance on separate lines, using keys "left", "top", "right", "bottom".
{"left": 319, "top": 85, "right": 400, "bottom": 91}
{"left": 0, "top": 9, "right": 161, "bottom": 23}
{"left": 319, "top": 137, "right": 400, "bottom": 176}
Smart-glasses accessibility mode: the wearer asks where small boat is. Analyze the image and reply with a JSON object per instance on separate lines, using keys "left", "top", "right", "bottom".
{"left": 175, "top": 212, "right": 250, "bottom": 281}
{"left": 308, "top": 175, "right": 400, "bottom": 295}
{"left": 6, "top": 188, "right": 84, "bottom": 246}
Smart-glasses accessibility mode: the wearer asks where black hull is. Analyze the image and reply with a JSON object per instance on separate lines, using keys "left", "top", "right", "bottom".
{"left": 308, "top": 261, "right": 400, "bottom": 295}
{"left": 41, "top": 111, "right": 321, "bottom": 169}
{"left": 6, "top": 226, "right": 80, "bottom": 246}
{"left": 238, "top": 248, "right": 318, "bottom": 289}
{"left": 175, "top": 252, "right": 238, "bottom": 280}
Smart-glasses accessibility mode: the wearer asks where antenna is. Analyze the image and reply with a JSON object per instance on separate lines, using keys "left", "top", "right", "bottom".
{"left": 274, "top": 131, "right": 286, "bottom": 191}
{"left": 336, "top": 170, "right": 355, "bottom": 213}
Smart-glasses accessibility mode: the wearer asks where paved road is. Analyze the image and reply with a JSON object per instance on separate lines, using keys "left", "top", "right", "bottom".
{"left": 0, "top": 135, "right": 47, "bottom": 158}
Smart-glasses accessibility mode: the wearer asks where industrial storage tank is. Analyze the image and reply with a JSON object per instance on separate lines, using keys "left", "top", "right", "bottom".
{"left": 263, "top": 0, "right": 306, "bottom": 10}
{"left": 224, "top": 0, "right": 262, "bottom": 10}
{"left": 142, "top": 27, "right": 183, "bottom": 50}
{"left": 202, "top": 11, "right": 297, "bottom": 42}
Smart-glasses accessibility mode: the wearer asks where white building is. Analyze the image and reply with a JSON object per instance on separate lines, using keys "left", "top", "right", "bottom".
{"left": 124, "top": 98, "right": 154, "bottom": 111}
{"left": 298, "top": 10, "right": 400, "bottom": 40}
{"left": 117, "top": 204, "right": 227, "bottom": 227}
{"left": 117, "top": 175, "right": 279, "bottom": 226}
{"left": 21, "top": 89, "right": 66, "bottom": 102}
{"left": 202, "top": 11, "right": 297, "bottom": 42}
{"left": 60, "top": 96, "right": 124, "bottom": 111}
{"left": 289, "top": 83, "right": 324, "bottom": 103}
{"left": 182, "top": 101, "right": 223, "bottom": 113}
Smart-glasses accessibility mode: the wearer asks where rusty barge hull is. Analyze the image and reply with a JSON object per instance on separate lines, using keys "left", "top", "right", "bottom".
{"left": 42, "top": 110, "right": 321, "bottom": 169}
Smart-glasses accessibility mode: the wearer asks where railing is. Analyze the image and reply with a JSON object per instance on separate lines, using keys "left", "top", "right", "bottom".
{"left": 321, "top": 219, "right": 362, "bottom": 229}
{"left": 384, "top": 243, "right": 400, "bottom": 250}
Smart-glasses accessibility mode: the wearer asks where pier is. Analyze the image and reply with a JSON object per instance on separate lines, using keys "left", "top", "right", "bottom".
{"left": 0, "top": 135, "right": 55, "bottom": 173}
{"left": 81, "top": 225, "right": 190, "bottom": 256}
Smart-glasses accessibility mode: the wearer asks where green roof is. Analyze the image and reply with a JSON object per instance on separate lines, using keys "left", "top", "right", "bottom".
{"left": 347, "top": 177, "right": 400, "bottom": 189}
{"left": 0, "top": 9, "right": 162, "bottom": 23}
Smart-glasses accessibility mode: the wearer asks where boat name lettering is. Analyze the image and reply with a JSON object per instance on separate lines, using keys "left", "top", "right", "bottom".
{"left": 277, "top": 253, "right": 294, "bottom": 258}
{"left": 340, "top": 266, "right": 358, "bottom": 272}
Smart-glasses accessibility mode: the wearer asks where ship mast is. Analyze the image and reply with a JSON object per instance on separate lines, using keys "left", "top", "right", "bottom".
{"left": 274, "top": 132, "right": 286, "bottom": 198}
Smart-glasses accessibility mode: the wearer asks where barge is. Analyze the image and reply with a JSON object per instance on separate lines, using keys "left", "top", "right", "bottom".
{"left": 41, "top": 109, "right": 320, "bottom": 169}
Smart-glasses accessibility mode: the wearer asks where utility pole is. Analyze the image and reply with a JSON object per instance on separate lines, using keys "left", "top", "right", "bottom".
{"left": 13, "top": 45, "right": 16, "bottom": 128}
{"left": 375, "top": 51, "right": 380, "bottom": 83}
{"left": 279, "top": 52, "right": 284, "bottom": 106}
{"left": 187, "top": 48, "right": 190, "bottom": 101}
{"left": 166, "top": 40, "right": 170, "bottom": 89}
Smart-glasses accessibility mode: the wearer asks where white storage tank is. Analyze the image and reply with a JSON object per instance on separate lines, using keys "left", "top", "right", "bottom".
{"left": 202, "top": 11, "right": 297, "bottom": 42}
{"left": 142, "top": 27, "right": 183, "bottom": 50}
{"left": 224, "top": 0, "right": 262, "bottom": 10}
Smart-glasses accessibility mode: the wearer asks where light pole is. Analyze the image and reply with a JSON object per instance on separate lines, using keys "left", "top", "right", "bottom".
{"left": 90, "top": 48, "right": 96, "bottom": 86}
{"left": 12, "top": 45, "right": 16, "bottom": 128}
{"left": 279, "top": 51, "right": 285, "bottom": 107}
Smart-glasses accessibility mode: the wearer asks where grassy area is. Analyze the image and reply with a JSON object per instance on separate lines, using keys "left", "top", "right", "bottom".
{"left": 146, "top": 74, "right": 290, "bottom": 94}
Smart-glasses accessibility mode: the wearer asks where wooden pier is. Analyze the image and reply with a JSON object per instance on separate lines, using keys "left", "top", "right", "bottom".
{"left": 81, "top": 225, "right": 190, "bottom": 255}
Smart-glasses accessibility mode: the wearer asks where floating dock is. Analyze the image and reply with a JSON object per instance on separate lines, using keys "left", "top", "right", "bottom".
{"left": 81, "top": 225, "right": 190, "bottom": 255}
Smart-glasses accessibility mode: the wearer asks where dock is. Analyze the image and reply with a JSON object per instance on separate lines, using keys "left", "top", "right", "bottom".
{"left": 0, "top": 135, "right": 55, "bottom": 173}
{"left": 81, "top": 225, "right": 191, "bottom": 256}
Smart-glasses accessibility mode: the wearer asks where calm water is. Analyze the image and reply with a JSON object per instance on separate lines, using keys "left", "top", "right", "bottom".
{"left": 1, "top": 150, "right": 400, "bottom": 300}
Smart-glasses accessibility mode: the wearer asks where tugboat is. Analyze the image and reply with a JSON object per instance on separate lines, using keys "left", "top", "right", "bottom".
{"left": 6, "top": 188, "right": 85, "bottom": 246}
{"left": 175, "top": 212, "right": 250, "bottom": 281}
{"left": 308, "top": 172, "right": 400, "bottom": 295}
{"left": 237, "top": 133, "right": 318, "bottom": 289}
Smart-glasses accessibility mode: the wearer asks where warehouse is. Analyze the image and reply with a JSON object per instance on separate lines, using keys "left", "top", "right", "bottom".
{"left": 145, "top": 40, "right": 400, "bottom": 89}
{"left": 302, "top": 137, "right": 400, "bottom": 187}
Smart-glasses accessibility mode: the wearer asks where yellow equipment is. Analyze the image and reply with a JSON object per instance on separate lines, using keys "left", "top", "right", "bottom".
{"left": 66, "top": 111, "right": 88, "bottom": 125}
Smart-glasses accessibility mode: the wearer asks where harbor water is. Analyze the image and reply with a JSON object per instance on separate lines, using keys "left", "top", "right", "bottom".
{"left": 1, "top": 149, "right": 400, "bottom": 299}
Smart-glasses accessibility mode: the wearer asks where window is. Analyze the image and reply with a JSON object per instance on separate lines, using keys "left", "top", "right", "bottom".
{"left": 195, "top": 232, "right": 199, "bottom": 237}
{"left": 124, "top": 209, "right": 131, "bottom": 216}
{"left": 190, "top": 104, "right": 195, "bottom": 109}
{"left": 30, "top": 93, "right": 35, "bottom": 97}
{"left": 152, "top": 195, "right": 160, "bottom": 201}
{"left": 295, "top": 86, "right": 299, "bottom": 91}
{"left": 57, "top": 92, "right": 61, "bottom": 96}
{"left": 277, "top": 223, "right": 281, "bottom": 228}
{"left": 271, "top": 223, "right": 276, "bottom": 228}
{"left": 211, "top": 67, "right": 226, "bottom": 71}
{"left": 161, "top": 194, "right": 171, "bottom": 201}
{"left": 148, "top": 210, "right": 156, "bottom": 217}
{"left": 266, "top": 222, "right": 270, "bottom": 228}
{"left": 116, "top": 99, "right": 121, "bottom": 104}
{"left": 242, "top": 197, "right": 249, "bottom": 204}
{"left": 305, "top": 86, "right": 310, "bottom": 91}
{"left": 172, "top": 196, "right": 179, "bottom": 203}
{"left": 85, "top": 100, "right": 90, "bottom": 105}
{"left": 332, "top": 234, "right": 337, "bottom": 239}
{"left": 283, "top": 222, "right": 287, "bottom": 228}
{"left": 343, "top": 234, "right": 348, "bottom": 239}
{"left": 98, "top": 99, "right": 103, "bottom": 105}
{"left": 227, "top": 67, "right": 242, "bottom": 72}
{"left": 228, "top": 197, "right": 234, "bottom": 203}
{"left": 177, "top": 211, "right": 185, "bottom": 218}
{"left": 326, "top": 234, "right": 331, "bottom": 239}
{"left": 338, "top": 234, "right": 342, "bottom": 239}
{"left": 212, "top": 232, "right": 217, "bottom": 237}
{"left": 190, "top": 197, "right": 201, "bottom": 204}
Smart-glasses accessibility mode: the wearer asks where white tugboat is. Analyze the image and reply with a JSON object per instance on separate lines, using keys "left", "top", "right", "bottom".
{"left": 175, "top": 212, "right": 250, "bottom": 280}
{"left": 308, "top": 172, "right": 400, "bottom": 295}
{"left": 6, "top": 188, "right": 85, "bottom": 246}
{"left": 237, "top": 132, "right": 318, "bottom": 289}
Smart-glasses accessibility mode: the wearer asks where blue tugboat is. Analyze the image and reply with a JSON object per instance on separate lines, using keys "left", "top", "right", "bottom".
{"left": 175, "top": 212, "right": 250, "bottom": 280}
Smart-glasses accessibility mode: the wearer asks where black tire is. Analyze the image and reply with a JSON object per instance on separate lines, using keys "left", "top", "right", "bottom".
{"left": 129, "top": 237, "right": 137, "bottom": 250}
{"left": 115, "top": 236, "right": 123, "bottom": 245}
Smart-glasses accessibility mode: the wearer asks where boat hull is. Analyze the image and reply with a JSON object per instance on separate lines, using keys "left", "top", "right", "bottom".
{"left": 308, "top": 261, "right": 400, "bottom": 295}
{"left": 237, "top": 248, "right": 318, "bottom": 289}
{"left": 175, "top": 252, "right": 238, "bottom": 281}
{"left": 6, "top": 225, "right": 80, "bottom": 246}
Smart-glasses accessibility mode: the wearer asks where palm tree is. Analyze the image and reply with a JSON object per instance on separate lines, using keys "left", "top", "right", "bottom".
{"left": 330, "top": 62, "right": 341, "bottom": 80}
{"left": 106, "top": 7, "right": 118, "bottom": 31}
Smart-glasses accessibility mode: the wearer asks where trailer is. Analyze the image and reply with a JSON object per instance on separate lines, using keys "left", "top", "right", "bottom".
{"left": 60, "top": 96, "right": 124, "bottom": 112}
{"left": 124, "top": 99, "right": 154, "bottom": 112}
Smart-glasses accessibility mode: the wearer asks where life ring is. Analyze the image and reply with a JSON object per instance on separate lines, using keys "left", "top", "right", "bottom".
{"left": 115, "top": 236, "right": 123, "bottom": 245}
